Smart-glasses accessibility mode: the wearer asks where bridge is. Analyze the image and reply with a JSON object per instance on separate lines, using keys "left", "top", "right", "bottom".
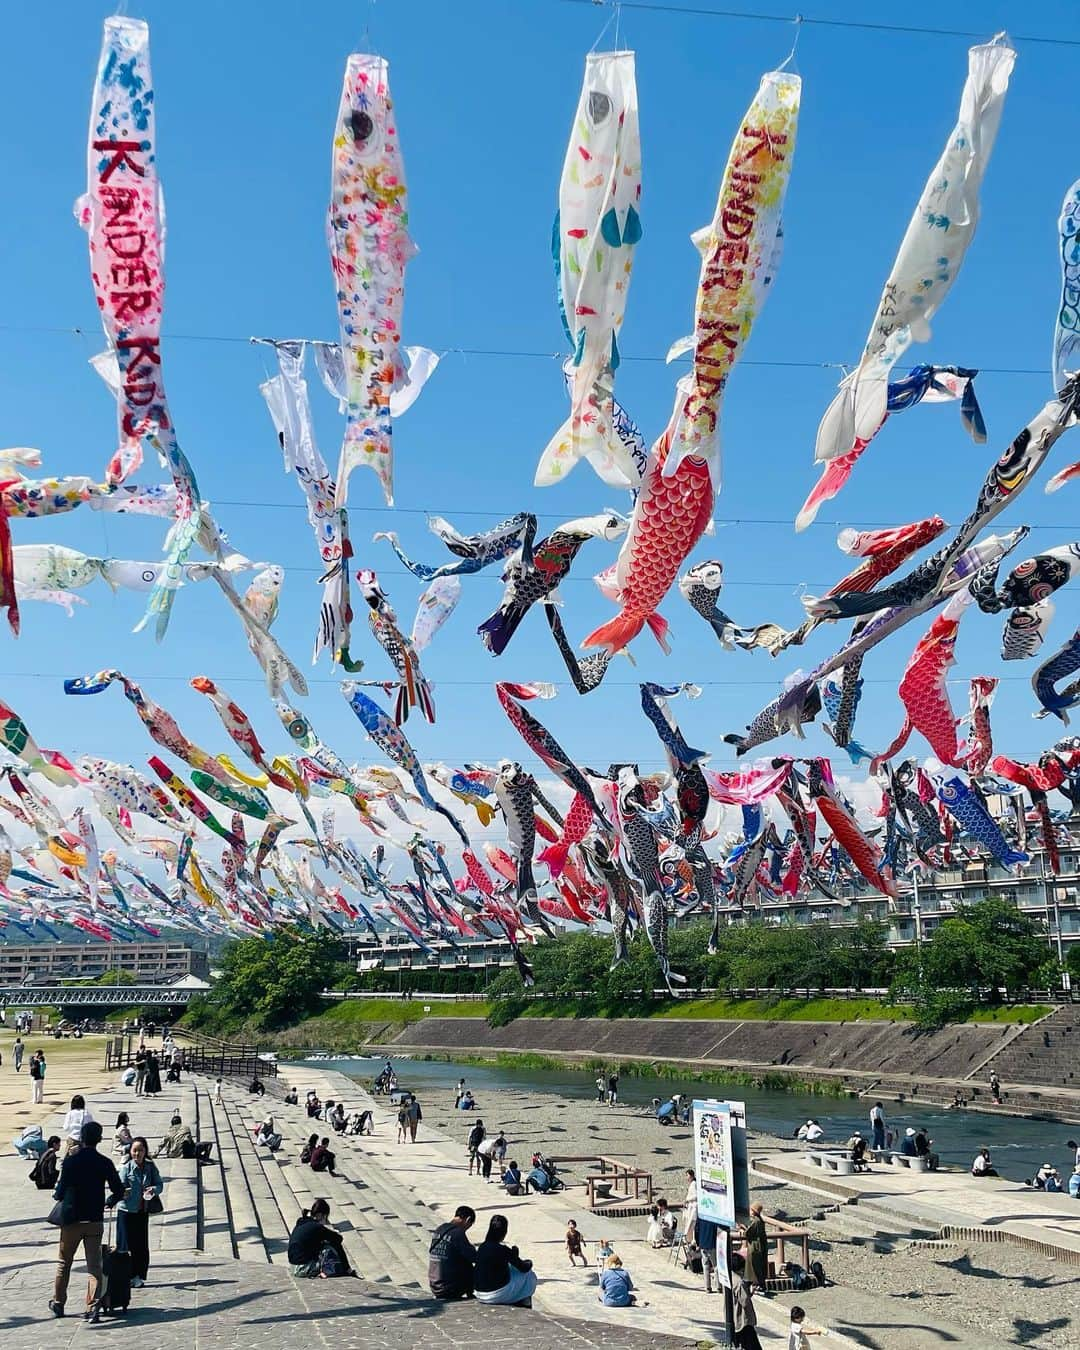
{"left": 0, "top": 983, "right": 199, "bottom": 1008}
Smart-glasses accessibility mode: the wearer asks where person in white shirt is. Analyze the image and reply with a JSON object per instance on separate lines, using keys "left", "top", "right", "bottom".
{"left": 788, "top": 1305, "right": 827, "bottom": 1350}
{"left": 971, "top": 1148, "right": 998, "bottom": 1178}
{"left": 62, "top": 1094, "right": 94, "bottom": 1157}
{"left": 869, "top": 1102, "right": 886, "bottom": 1151}
{"left": 683, "top": 1168, "right": 698, "bottom": 1243}
{"left": 476, "top": 1134, "right": 498, "bottom": 1180}
{"left": 804, "top": 1120, "right": 824, "bottom": 1143}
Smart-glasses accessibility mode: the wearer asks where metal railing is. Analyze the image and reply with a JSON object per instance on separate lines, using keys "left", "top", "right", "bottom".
{"left": 104, "top": 1027, "right": 277, "bottom": 1080}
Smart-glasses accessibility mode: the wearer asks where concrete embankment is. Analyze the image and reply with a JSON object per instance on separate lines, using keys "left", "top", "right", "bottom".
{"left": 385, "top": 1011, "right": 1080, "bottom": 1123}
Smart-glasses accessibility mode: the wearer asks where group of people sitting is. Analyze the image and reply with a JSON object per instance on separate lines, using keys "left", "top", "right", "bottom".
{"left": 300, "top": 1134, "right": 339, "bottom": 1175}
{"left": 428, "top": 1205, "right": 537, "bottom": 1306}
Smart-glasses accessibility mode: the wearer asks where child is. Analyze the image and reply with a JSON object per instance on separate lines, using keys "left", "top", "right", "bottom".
{"left": 566, "top": 1219, "right": 588, "bottom": 1267}
{"left": 213, "top": 1077, "right": 223, "bottom": 1104}
{"left": 596, "top": 1236, "right": 614, "bottom": 1272}
{"left": 789, "top": 1306, "right": 827, "bottom": 1350}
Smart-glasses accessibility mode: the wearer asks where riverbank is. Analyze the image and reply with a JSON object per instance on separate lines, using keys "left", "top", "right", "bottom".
{"left": 371, "top": 1071, "right": 1079, "bottom": 1350}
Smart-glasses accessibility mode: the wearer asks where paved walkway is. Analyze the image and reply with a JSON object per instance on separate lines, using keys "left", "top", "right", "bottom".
{"left": 0, "top": 1067, "right": 698, "bottom": 1349}
{"left": 751, "top": 1148, "right": 1080, "bottom": 1264}
{"left": 285, "top": 1064, "right": 823, "bottom": 1348}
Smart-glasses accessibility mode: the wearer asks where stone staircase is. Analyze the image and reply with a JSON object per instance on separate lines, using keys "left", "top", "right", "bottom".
{"left": 974, "top": 1003, "right": 1080, "bottom": 1091}
{"left": 187, "top": 1077, "right": 439, "bottom": 1285}
{"left": 809, "top": 1198, "right": 938, "bottom": 1256}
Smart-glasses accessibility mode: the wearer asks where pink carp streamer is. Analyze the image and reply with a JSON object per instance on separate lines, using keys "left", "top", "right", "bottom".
{"left": 584, "top": 69, "right": 799, "bottom": 655}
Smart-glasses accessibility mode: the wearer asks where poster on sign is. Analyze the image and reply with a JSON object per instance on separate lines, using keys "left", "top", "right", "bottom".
{"left": 693, "top": 1099, "right": 736, "bottom": 1229}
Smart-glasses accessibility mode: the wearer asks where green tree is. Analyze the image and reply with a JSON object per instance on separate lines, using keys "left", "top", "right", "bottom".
{"left": 187, "top": 931, "right": 352, "bottom": 1032}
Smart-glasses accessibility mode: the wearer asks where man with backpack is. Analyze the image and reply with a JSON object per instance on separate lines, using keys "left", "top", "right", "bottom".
{"left": 49, "top": 1120, "right": 125, "bottom": 1321}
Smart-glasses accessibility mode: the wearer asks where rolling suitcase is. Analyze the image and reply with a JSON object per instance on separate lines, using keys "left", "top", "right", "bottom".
{"left": 97, "top": 1209, "right": 133, "bottom": 1316}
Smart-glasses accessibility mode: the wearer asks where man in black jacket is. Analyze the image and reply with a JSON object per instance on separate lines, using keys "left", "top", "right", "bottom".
{"left": 428, "top": 1206, "right": 477, "bottom": 1299}
{"left": 50, "top": 1120, "right": 125, "bottom": 1320}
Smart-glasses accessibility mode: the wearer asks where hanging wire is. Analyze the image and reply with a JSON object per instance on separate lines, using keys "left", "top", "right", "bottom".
{"left": 556, "top": 0, "right": 1080, "bottom": 48}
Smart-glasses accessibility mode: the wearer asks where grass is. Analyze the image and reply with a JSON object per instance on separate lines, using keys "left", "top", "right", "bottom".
{"left": 186, "top": 993, "right": 1052, "bottom": 1053}
{"left": 513, "top": 994, "right": 1051, "bottom": 1024}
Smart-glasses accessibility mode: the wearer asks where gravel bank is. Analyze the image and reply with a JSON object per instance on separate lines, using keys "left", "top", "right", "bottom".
{"left": 424, "top": 1082, "right": 1079, "bottom": 1350}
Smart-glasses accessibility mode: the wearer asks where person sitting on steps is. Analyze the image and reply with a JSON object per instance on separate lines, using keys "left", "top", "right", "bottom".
{"left": 288, "top": 1199, "right": 353, "bottom": 1279}
{"left": 473, "top": 1213, "right": 537, "bottom": 1307}
{"left": 309, "top": 1137, "right": 338, "bottom": 1176}
{"left": 429, "top": 1205, "right": 477, "bottom": 1300}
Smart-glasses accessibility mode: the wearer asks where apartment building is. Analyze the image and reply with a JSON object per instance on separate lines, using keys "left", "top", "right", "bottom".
{"left": 0, "top": 940, "right": 210, "bottom": 986}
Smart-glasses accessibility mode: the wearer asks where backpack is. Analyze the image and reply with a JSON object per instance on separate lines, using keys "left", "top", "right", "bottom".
{"left": 810, "top": 1259, "right": 828, "bottom": 1288}
{"left": 785, "top": 1261, "right": 809, "bottom": 1291}
{"left": 300, "top": 1144, "right": 314, "bottom": 1164}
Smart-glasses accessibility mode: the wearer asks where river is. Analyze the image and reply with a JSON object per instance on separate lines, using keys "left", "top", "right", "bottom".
{"left": 306, "top": 1051, "right": 1078, "bottom": 1184}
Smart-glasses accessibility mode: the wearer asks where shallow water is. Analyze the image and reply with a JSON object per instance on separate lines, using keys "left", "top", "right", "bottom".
{"left": 310, "top": 1051, "right": 1078, "bottom": 1184}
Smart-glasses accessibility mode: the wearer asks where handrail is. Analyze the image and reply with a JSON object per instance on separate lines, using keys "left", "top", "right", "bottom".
{"left": 104, "top": 1030, "right": 277, "bottom": 1080}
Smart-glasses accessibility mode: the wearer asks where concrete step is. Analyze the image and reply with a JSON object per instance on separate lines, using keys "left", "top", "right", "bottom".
{"left": 218, "top": 1100, "right": 292, "bottom": 1262}
{"left": 202, "top": 1093, "right": 270, "bottom": 1264}
{"left": 243, "top": 1103, "right": 429, "bottom": 1285}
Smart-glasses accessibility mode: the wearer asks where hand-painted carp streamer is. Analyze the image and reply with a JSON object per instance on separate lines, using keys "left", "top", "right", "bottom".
{"left": 258, "top": 339, "right": 357, "bottom": 668}
{"left": 211, "top": 566, "right": 308, "bottom": 700}
{"left": 63, "top": 670, "right": 233, "bottom": 784}
{"left": 341, "top": 682, "right": 469, "bottom": 846}
{"left": 358, "top": 569, "right": 434, "bottom": 723}
{"left": 329, "top": 54, "right": 434, "bottom": 507}
{"left": 1053, "top": 179, "right": 1080, "bottom": 392}
{"left": 79, "top": 16, "right": 203, "bottom": 639}
{"left": 812, "top": 38, "right": 1014, "bottom": 509}
{"left": 410, "top": 576, "right": 461, "bottom": 653}
{"left": 189, "top": 677, "right": 295, "bottom": 791}
{"left": 797, "top": 366, "right": 985, "bottom": 531}
{"left": 537, "top": 51, "right": 642, "bottom": 488}
{"left": 583, "top": 70, "right": 799, "bottom": 657}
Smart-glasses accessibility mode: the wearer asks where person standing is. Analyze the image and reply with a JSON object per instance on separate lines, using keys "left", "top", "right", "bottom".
{"left": 13, "top": 1035, "right": 24, "bottom": 1072}
{"left": 607, "top": 1071, "right": 619, "bottom": 1107}
{"left": 467, "top": 1119, "right": 486, "bottom": 1175}
{"left": 731, "top": 1253, "right": 763, "bottom": 1350}
{"left": 989, "top": 1070, "right": 1002, "bottom": 1104}
{"left": 406, "top": 1094, "right": 422, "bottom": 1142}
{"left": 133, "top": 1046, "right": 147, "bottom": 1097}
{"left": 117, "top": 1137, "right": 163, "bottom": 1289}
{"left": 595, "top": 1074, "right": 606, "bottom": 1103}
{"left": 62, "top": 1096, "right": 94, "bottom": 1159}
{"left": 454, "top": 1078, "right": 466, "bottom": 1108}
{"left": 743, "top": 1202, "right": 769, "bottom": 1292}
{"left": 869, "top": 1102, "right": 886, "bottom": 1152}
{"left": 683, "top": 1168, "right": 698, "bottom": 1245}
{"left": 29, "top": 1050, "right": 45, "bottom": 1104}
{"left": 49, "top": 1120, "right": 125, "bottom": 1321}
{"left": 143, "top": 1051, "right": 161, "bottom": 1097}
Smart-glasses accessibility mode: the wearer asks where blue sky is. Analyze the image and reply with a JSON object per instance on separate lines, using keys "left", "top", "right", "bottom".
{"left": 2, "top": 0, "right": 1080, "bottom": 810}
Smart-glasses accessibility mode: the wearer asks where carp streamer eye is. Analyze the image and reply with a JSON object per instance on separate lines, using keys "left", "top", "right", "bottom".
{"left": 587, "top": 91, "right": 612, "bottom": 125}
{"left": 350, "top": 110, "right": 374, "bottom": 144}
{"left": 287, "top": 717, "right": 307, "bottom": 740}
